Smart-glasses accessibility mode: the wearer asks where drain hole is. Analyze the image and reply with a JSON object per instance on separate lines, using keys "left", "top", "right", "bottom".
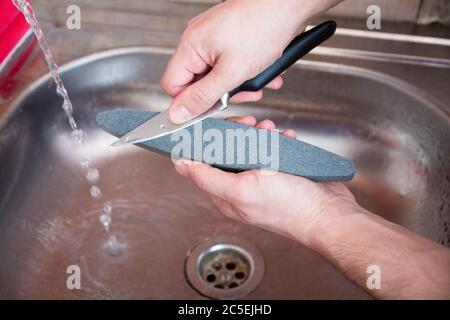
{"left": 229, "top": 282, "right": 238, "bottom": 289}
{"left": 226, "top": 262, "right": 236, "bottom": 270}
{"left": 206, "top": 274, "right": 216, "bottom": 283}
{"left": 197, "top": 246, "right": 251, "bottom": 291}
{"left": 185, "top": 237, "right": 265, "bottom": 299}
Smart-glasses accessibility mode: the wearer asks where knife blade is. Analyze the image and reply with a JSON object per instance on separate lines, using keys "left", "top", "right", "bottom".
{"left": 111, "top": 20, "right": 337, "bottom": 147}
{"left": 111, "top": 94, "right": 229, "bottom": 146}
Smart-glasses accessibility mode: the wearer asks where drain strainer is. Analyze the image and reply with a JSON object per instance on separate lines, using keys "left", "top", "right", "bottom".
{"left": 185, "top": 235, "right": 265, "bottom": 300}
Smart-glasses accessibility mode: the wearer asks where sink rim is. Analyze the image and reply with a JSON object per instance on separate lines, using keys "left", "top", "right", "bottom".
{"left": 1, "top": 46, "right": 449, "bottom": 299}
{"left": 2, "top": 46, "right": 449, "bottom": 130}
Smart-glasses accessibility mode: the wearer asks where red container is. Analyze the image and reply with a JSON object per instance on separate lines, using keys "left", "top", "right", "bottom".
{"left": 0, "top": 0, "right": 31, "bottom": 63}
{"left": 0, "top": 0, "right": 34, "bottom": 93}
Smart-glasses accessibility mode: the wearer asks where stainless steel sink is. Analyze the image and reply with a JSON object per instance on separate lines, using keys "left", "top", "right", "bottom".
{"left": 0, "top": 47, "right": 449, "bottom": 299}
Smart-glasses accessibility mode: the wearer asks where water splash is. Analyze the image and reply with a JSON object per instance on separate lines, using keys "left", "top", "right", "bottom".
{"left": 99, "top": 213, "right": 112, "bottom": 232}
{"left": 86, "top": 168, "right": 100, "bottom": 182}
{"left": 12, "top": 0, "right": 78, "bottom": 131}
{"left": 80, "top": 158, "right": 90, "bottom": 170}
{"left": 90, "top": 186, "right": 102, "bottom": 199}
{"left": 13, "top": 0, "right": 114, "bottom": 234}
{"left": 71, "top": 129, "right": 86, "bottom": 144}
{"left": 104, "top": 235, "right": 127, "bottom": 257}
{"left": 99, "top": 203, "right": 112, "bottom": 232}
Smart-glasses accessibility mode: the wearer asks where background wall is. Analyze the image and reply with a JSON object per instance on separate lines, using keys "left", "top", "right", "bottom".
{"left": 30, "top": 0, "right": 450, "bottom": 29}
{"left": 328, "top": 0, "right": 421, "bottom": 22}
{"left": 184, "top": 0, "right": 450, "bottom": 25}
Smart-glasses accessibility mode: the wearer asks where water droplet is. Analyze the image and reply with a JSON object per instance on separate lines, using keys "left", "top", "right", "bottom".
{"left": 100, "top": 203, "right": 113, "bottom": 232}
{"left": 80, "top": 158, "right": 90, "bottom": 170}
{"left": 68, "top": 117, "right": 77, "bottom": 131}
{"left": 62, "top": 100, "right": 72, "bottom": 112}
{"left": 51, "top": 62, "right": 60, "bottom": 75}
{"left": 13, "top": 0, "right": 28, "bottom": 7}
{"left": 102, "top": 203, "right": 112, "bottom": 214}
{"left": 99, "top": 213, "right": 111, "bottom": 231}
{"left": 71, "top": 129, "right": 86, "bottom": 144}
{"left": 12, "top": 0, "right": 114, "bottom": 237}
{"left": 104, "top": 235, "right": 127, "bottom": 257}
{"left": 90, "top": 185, "right": 102, "bottom": 199}
{"left": 86, "top": 168, "right": 99, "bottom": 182}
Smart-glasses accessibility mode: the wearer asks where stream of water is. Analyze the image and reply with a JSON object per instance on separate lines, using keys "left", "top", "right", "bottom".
{"left": 12, "top": 0, "right": 115, "bottom": 239}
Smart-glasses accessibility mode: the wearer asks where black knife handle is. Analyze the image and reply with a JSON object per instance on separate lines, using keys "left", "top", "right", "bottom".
{"left": 228, "top": 20, "right": 336, "bottom": 98}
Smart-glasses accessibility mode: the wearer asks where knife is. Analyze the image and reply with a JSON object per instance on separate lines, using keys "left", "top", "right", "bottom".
{"left": 111, "top": 20, "right": 337, "bottom": 146}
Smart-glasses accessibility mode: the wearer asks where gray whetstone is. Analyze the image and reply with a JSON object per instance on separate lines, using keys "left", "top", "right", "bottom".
{"left": 96, "top": 110, "right": 355, "bottom": 182}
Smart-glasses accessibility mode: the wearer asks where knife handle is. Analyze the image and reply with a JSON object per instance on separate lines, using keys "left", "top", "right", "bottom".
{"left": 228, "top": 20, "right": 336, "bottom": 98}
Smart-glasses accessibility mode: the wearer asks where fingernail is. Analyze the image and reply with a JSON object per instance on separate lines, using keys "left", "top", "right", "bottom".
{"left": 174, "top": 160, "right": 189, "bottom": 177}
{"left": 170, "top": 105, "right": 193, "bottom": 124}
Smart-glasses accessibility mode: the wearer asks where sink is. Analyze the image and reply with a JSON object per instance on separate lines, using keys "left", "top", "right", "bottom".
{"left": 0, "top": 47, "right": 449, "bottom": 299}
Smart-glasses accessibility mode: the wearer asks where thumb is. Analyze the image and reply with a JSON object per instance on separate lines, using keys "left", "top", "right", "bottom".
{"left": 168, "top": 60, "right": 247, "bottom": 124}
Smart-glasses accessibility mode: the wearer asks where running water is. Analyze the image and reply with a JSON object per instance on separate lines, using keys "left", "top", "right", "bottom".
{"left": 12, "top": 0, "right": 77, "bottom": 130}
{"left": 13, "top": 0, "right": 113, "bottom": 236}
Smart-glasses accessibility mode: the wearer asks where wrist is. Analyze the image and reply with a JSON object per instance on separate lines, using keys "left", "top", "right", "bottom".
{"left": 259, "top": 0, "right": 316, "bottom": 37}
{"left": 287, "top": 0, "right": 343, "bottom": 32}
{"left": 293, "top": 200, "right": 368, "bottom": 251}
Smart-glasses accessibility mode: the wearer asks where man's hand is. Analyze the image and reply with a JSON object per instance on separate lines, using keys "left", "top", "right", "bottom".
{"left": 174, "top": 116, "right": 450, "bottom": 299}
{"left": 161, "top": 0, "right": 342, "bottom": 124}
{"left": 163, "top": 0, "right": 450, "bottom": 300}
{"left": 173, "top": 116, "right": 358, "bottom": 245}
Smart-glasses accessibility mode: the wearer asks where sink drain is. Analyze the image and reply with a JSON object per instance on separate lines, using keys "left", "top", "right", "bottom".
{"left": 185, "top": 235, "right": 265, "bottom": 300}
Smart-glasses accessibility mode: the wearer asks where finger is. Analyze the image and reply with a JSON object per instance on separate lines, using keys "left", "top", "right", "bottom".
{"left": 256, "top": 119, "right": 276, "bottom": 130}
{"left": 266, "top": 76, "right": 283, "bottom": 90}
{"left": 229, "top": 90, "right": 263, "bottom": 104}
{"left": 174, "top": 160, "right": 240, "bottom": 201}
{"left": 229, "top": 76, "right": 282, "bottom": 104}
{"left": 229, "top": 78, "right": 282, "bottom": 104}
{"left": 160, "top": 43, "right": 210, "bottom": 97}
{"left": 282, "top": 129, "right": 297, "bottom": 139}
{"left": 168, "top": 59, "right": 248, "bottom": 124}
{"left": 226, "top": 116, "right": 257, "bottom": 126}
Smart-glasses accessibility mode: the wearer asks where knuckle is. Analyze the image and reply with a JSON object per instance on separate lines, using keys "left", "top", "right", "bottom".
{"left": 180, "top": 27, "right": 200, "bottom": 48}
{"left": 227, "top": 61, "right": 252, "bottom": 82}
{"left": 187, "top": 84, "right": 215, "bottom": 113}
{"left": 159, "top": 74, "right": 171, "bottom": 93}
{"left": 180, "top": 27, "right": 193, "bottom": 43}
{"left": 160, "top": 56, "right": 181, "bottom": 96}
{"left": 160, "top": 73, "right": 180, "bottom": 97}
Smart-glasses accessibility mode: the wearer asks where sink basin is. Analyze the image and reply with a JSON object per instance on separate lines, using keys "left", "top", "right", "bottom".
{"left": 0, "top": 47, "right": 449, "bottom": 299}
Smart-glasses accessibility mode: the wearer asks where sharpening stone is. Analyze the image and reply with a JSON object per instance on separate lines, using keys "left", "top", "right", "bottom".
{"left": 96, "top": 110, "right": 355, "bottom": 182}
